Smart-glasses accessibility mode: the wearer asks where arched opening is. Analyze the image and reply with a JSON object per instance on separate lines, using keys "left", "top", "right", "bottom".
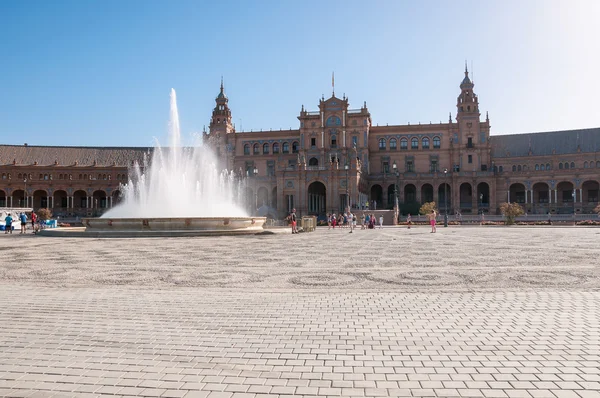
{"left": 245, "top": 187, "right": 255, "bottom": 213}
{"left": 53, "top": 190, "right": 68, "bottom": 210}
{"left": 556, "top": 181, "right": 575, "bottom": 212}
{"left": 370, "top": 184, "right": 383, "bottom": 207}
{"left": 307, "top": 181, "right": 326, "bottom": 215}
{"left": 257, "top": 187, "right": 269, "bottom": 208}
{"left": 438, "top": 183, "right": 451, "bottom": 213}
{"left": 459, "top": 183, "right": 473, "bottom": 211}
{"left": 403, "top": 184, "right": 416, "bottom": 203}
{"left": 73, "top": 190, "right": 87, "bottom": 209}
{"left": 13, "top": 189, "right": 26, "bottom": 207}
{"left": 33, "top": 189, "right": 48, "bottom": 209}
{"left": 421, "top": 184, "right": 434, "bottom": 204}
{"left": 308, "top": 157, "right": 319, "bottom": 167}
{"left": 532, "top": 182, "right": 550, "bottom": 213}
{"left": 271, "top": 186, "right": 277, "bottom": 209}
{"left": 582, "top": 180, "right": 599, "bottom": 209}
{"left": 0, "top": 189, "right": 6, "bottom": 207}
{"left": 476, "top": 182, "right": 490, "bottom": 213}
{"left": 93, "top": 190, "right": 107, "bottom": 209}
{"left": 387, "top": 184, "right": 397, "bottom": 208}
{"left": 509, "top": 183, "right": 526, "bottom": 204}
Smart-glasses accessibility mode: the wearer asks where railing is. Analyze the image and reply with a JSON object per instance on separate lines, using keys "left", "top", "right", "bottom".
{"left": 306, "top": 111, "right": 320, "bottom": 116}
{"left": 404, "top": 213, "right": 599, "bottom": 223}
{"left": 306, "top": 166, "right": 328, "bottom": 171}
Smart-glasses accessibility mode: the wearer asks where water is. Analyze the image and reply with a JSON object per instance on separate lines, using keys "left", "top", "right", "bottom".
{"left": 102, "top": 89, "right": 248, "bottom": 218}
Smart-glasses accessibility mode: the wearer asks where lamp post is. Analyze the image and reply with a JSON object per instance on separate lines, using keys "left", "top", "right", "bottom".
{"left": 344, "top": 164, "right": 349, "bottom": 212}
{"left": 479, "top": 193, "right": 484, "bottom": 214}
{"left": 23, "top": 178, "right": 27, "bottom": 208}
{"left": 443, "top": 168, "right": 448, "bottom": 227}
{"left": 253, "top": 166, "right": 258, "bottom": 214}
{"left": 392, "top": 161, "right": 400, "bottom": 223}
{"left": 572, "top": 188, "right": 576, "bottom": 224}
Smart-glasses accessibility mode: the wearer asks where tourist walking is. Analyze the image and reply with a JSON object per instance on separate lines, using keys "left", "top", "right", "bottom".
{"left": 348, "top": 211, "right": 354, "bottom": 233}
{"left": 290, "top": 208, "right": 298, "bottom": 234}
{"left": 361, "top": 213, "right": 366, "bottom": 229}
{"left": 429, "top": 209, "right": 437, "bottom": 233}
{"left": 407, "top": 213, "right": 412, "bottom": 229}
{"left": 31, "top": 212, "right": 37, "bottom": 233}
{"left": 4, "top": 213, "right": 13, "bottom": 234}
{"left": 327, "top": 213, "right": 332, "bottom": 230}
{"left": 19, "top": 212, "right": 27, "bottom": 234}
{"left": 379, "top": 214, "right": 383, "bottom": 229}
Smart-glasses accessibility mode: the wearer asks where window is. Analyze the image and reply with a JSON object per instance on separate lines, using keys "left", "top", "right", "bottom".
{"left": 59, "top": 174, "right": 63, "bottom": 180}
{"left": 39, "top": 174, "right": 43, "bottom": 180}
{"left": 559, "top": 163, "right": 563, "bottom": 169}
{"left": 512, "top": 165, "right": 516, "bottom": 172}
{"left": 584, "top": 161, "right": 589, "bottom": 168}
{"left": 244, "top": 144, "right": 250, "bottom": 155}
{"left": 411, "top": 137, "right": 418, "bottom": 149}
{"left": 267, "top": 161, "right": 275, "bottom": 176}
{"left": 535, "top": 164, "right": 540, "bottom": 171}
{"left": 468, "top": 155, "right": 473, "bottom": 164}
{"left": 400, "top": 138, "right": 408, "bottom": 150}
{"left": 541, "top": 164, "right": 546, "bottom": 171}
{"left": 467, "top": 137, "right": 473, "bottom": 148}
{"left": 263, "top": 143, "right": 269, "bottom": 154}
{"left": 499, "top": 166, "right": 503, "bottom": 173}
{"left": 523, "top": 165, "right": 527, "bottom": 171}
{"left": 390, "top": 138, "right": 397, "bottom": 150}
{"left": 18, "top": 173, "right": 22, "bottom": 179}
{"left": 517, "top": 165, "right": 521, "bottom": 171}
{"left": 422, "top": 137, "right": 430, "bottom": 149}
{"left": 378, "top": 138, "right": 386, "bottom": 150}
{"left": 383, "top": 161, "right": 389, "bottom": 174}
{"left": 253, "top": 144, "right": 259, "bottom": 155}
{"left": 352, "top": 136, "right": 358, "bottom": 147}
{"left": 330, "top": 136, "right": 336, "bottom": 148}
{"left": 283, "top": 142, "right": 290, "bottom": 153}
{"left": 546, "top": 163, "right": 551, "bottom": 170}
{"left": 570, "top": 162, "right": 575, "bottom": 168}
{"left": 564, "top": 162, "right": 569, "bottom": 169}
{"left": 591, "top": 161, "right": 596, "bottom": 168}
{"left": 430, "top": 160, "right": 438, "bottom": 172}
{"left": 433, "top": 136, "right": 441, "bottom": 148}
{"left": 589, "top": 190, "right": 599, "bottom": 202}
{"left": 83, "top": 174, "right": 87, "bottom": 180}
{"left": 406, "top": 160, "right": 414, "bottom": 172}
{"left": 309, "top": 157, "right": 318, "bottom": 166}
{"left": 310, "top": 138, "right": 316, "bottom": 148}
{"left": 292, "top": 141, "right": 299, "bottom": 153}
{"left": 273, "top": 143, "right": 280, "bottom": 154}
{"left": 597, "top": 161, "right": 600, "bottom": 168}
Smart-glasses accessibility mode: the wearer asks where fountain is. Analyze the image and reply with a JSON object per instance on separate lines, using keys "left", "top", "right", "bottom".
{"left": 81, "top": 89, "right": 266, "bottom": 236}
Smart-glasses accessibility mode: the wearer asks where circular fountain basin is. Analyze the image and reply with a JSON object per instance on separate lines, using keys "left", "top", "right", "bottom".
{"left": 73, "top": 217, "right": 267, "bottom": 237}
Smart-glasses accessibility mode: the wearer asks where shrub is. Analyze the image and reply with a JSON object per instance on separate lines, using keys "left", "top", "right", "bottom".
{"left": 36, "top": 208, "right": 52, "bottom": 221}
{"left": 576, "top": 220, "right": 600, "bottom": 226}
{"left": 499, "top": 202, "right": 524, "bottom": 225}
{"left": 594, "top": 204, "right": 600, "bottom": 215}
{"left": 419, "top": 201, "right": 438, "bottom": 215}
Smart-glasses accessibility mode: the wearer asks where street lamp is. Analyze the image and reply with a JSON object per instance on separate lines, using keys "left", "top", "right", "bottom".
{"left": 572, "top": 188, "right": 576, "bottom": 224}
{"left": 392, "top": 161, "right": 400, "bottom": 222}
{"left": 23, "top": 178, "right": 27, "bottom": 208}
{"left": 443, "top": 168, "right": 448, "bottom": 227}
{"left": 479, "top": 193, "right": 484, "bottom": 214}
{"left": 344, "top": 163, "right": 349, "bottom": 212}
{"left": 253, "top": 166, "right": 258, "bottom": 214}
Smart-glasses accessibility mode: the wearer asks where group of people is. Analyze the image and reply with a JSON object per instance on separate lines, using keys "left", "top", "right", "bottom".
{"left": 327, "top": 212, "right": 384, "bottom": 232}
{"left": 3, "top": 212, "right": 39, "bottom": 235}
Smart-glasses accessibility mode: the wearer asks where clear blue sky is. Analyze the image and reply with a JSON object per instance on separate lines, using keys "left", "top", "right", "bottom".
{"left": 1, "top": 0, "right": 599, "bottom": 147}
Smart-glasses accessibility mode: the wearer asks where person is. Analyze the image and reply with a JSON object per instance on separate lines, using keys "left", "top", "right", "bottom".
{"left": 332, "top": 213, "right": 337, "bottom": 229}
{"left": 4, "top": 213, "right": 13, "bottom": 234}
{"left": 19, "top": 212, "right": 27, "bottom": 234}
{"left": 379, "top": 214, "right": 383, "bottom": 229}
{"left": 348, "top": 211, "right": 354, "bottom": 233}
{"left": 327, "top": 213, "right": 332, "bottom": 230}
{"left": 480, "top": 211, "right": 485, "bottom": 226}
{"left": 361, "top": 213, "right": 366, "bottom": 229}
{"left": 290, "top": 208, "right": 298, "bottom": 234}
{"left": 429, "top": 209, "right": 437, "bottom": 233}
{"left": 407, "top": 213, "right": 412, "bottom": 229}
{"left": 31, "top": 212, "right": 38, "bottom": 233}
{"left": 373, "top": 200, "right": 377, "bottom": 210}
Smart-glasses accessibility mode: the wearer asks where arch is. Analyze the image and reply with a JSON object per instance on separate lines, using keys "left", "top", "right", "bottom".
{"left": 13, "top": 189, "right": 26, "bottom": 207}
{"left": 564, "top": 162, "right": 569, "bottom": 170}
{"left": 535, "top": 164, "right": 540, "bottom": 171}
{"left": 421, "top": 183, "right": 434, "bottom": 204}
{"left": 292, "top": 141, "right": 299, "bottom": 153}
{"left": 591, "top": 161, "right": 596, "bottom": 168}
{"left": 307, "top": 181, "right": 326, "bottom": 215}
{"left": 540, "top": 164, "right": 546, "bottom": 171}
{"left": 73, "top": 190, "right": 87, "bottom": 209}
{"left": 325, "top": 116, "right": 341, "bottom": 126}
{"left": 411, "top": 137, "right": 418, "bottom": 149}
{"left": 584, "top": 161, "right": 589, "bottom": 168}
{"left": 53, "top": 189, "right": 68, "bottom": 209}
{"left": 272, "top": 142, "right": 280, "bottom": 154}
{"left": 282, "top": 142, "right": 290, "bottom": 153}
{"left": 459, "top": 183, "right": 473, "bottom": 209}
{"left": 556, "top": 181, "right": 575, "bottom": 208}
{"left": 522, "top": 165, "right": 527, "bottom": 171}
{"left": 262, "top": 143, "right": 269, "bottom": 154}
{"left": 476, "top": 182, "right": 490, "bottom": 208}
{"left": 512, "top": 165, "right": 517, "bottom": 172}
{"left": 0, "top": 189, "right": 6, "bottom": 207}
{"left": 403, "top": 184, "right": 416, "bottom": 203}
{"left": 546, "top": 163, "right": 551, "bottom": 170}
{"left": 389, "top": 138, "right": 397, "bottom": 150}
{"left": 438, "top": 183, "right": 452, "bottom": 211}
{"left": 32, "top": 189, "right": 48, "bottom": 209}
{"left": 498, "top": 166, "right": 503, "bottom": 173}
{"left": 92, "top": 190, "right": 107, "bottom": 209}
{"left": 517, "top": 165, "right": 522, "bottom": 172}
{"left": 253, "top": 143, "right": 259, "bottom": 155}
{"left": 422, "top": 137, "right": 430, "bottom": 149}
{"left": 509, "top": 183, "right": 526, "bottom": 204}
{"left": 433, "top": 136, "right": 441, "bottom": 149}
{"left": 378, "top": 138, "right": 386, "bottom": 150}
{"left": 257, "top": 187, "right": 269, "bottom": 208}
{"left": 387, "top": 184, "right": 397, "bottom": 208}
{"left": 400, "top": 138, "right": 408, "bottom": 150}
{"left": 370, "top": 184, "right": 383, "bottom": 205}
{"left": 308, "top": 157, "right": 319, "bottom": 166}
{"left": 570, "top": 161, "right": 575, "bottom": 169}
{"left": 271, "top": 186, "right": 277, "bottom": 209}
{"left": 243, "top": 144, "right": 250, "bottom": 155}
{"left": 582, "top": 180, "right": 599, "bottom": 204}
{"left": 532, "top": 182, "right": 550, "bottom": 206}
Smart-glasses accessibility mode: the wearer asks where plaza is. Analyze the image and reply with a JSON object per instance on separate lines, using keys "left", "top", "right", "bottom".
{"left": 0, "top": 227, "right": 599, "bottom": 397}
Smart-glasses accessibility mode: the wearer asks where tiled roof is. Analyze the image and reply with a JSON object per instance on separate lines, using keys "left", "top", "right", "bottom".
{"left": 0, "top": 145, "right": 151, "bottom": 167}
{"left": 490, "top": 128, "right": 600, "bottom": 158}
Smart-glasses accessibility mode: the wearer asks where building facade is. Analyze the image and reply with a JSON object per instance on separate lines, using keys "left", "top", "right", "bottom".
{"left": 1, "top": 69, "right": 599, "bottom": 218}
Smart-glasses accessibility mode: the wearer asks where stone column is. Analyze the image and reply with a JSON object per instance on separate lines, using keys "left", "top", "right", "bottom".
{"left": 507, "top": 191, "right": 510, "bottom": 203}
{"left": 524, "top": 190, "right": 528, "bottom": 204}
{"left": 548, "top": 189, "right": 552, "bottom": 204}
{"left": 580, "top": 188, "right": 583, "bottom": 203}
{"left": 554, "top": 190, "right": 558, "bottom": 204}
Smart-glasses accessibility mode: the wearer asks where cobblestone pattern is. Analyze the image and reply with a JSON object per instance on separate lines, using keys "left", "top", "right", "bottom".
{"left": 0, "top": 228, "right": 599, "bottom": 397}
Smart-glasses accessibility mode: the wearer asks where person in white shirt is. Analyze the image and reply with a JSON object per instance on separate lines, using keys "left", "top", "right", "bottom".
{"left": 379, "top": 215, "right": 383, "bottom": 229}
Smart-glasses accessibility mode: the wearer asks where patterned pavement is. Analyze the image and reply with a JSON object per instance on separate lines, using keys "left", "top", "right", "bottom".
{"left": 0, "top": 226, "right": 598, "bottom": 397}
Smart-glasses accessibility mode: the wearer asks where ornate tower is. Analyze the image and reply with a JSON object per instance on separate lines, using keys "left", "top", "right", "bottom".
{"left": 205, "top": 78, "right": 235, "bottom": 169}
{"left": 455, "top": 64, "right": 486, "bottom": 171}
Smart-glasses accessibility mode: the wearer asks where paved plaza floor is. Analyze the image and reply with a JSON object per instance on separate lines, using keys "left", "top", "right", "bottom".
{"left": 0, "top": 227, "right": 598, "bottom": 397}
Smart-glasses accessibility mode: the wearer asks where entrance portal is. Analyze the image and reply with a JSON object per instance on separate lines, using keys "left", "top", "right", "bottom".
{"left": 307, "top": 181, "right": 326, "bottom": 215}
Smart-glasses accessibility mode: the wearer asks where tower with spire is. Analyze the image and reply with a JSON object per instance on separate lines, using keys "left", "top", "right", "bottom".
{"left": 206, "top": 78, "right": 235, "bottom": 168}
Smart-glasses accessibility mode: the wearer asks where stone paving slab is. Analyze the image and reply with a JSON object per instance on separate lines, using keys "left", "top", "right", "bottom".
{"left": 0, "top": 227, "right": 598, "bottom": 397}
